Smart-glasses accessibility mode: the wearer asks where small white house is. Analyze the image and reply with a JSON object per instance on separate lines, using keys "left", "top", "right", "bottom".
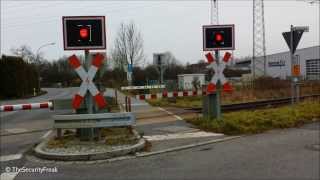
{"left": 178, "top": 74, "right": 206, "bottom": 90}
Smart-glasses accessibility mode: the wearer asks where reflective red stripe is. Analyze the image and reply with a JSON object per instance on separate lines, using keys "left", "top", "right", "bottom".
{"left": 192, "top": 91, "right": 197, "bottom": 96}
{"left": 22, "top": 104, "right": 32, "bottom": 110}
{"left": 223, "top": 52, "right": 232, "bottom": 63}
{"left": 205, "top": 52, "right": 214, "bottom": 63}
{"left": 72, "top": 94, "right": 84, "bottom": 109}
{"left": 151, "top": 94, "right": 157, "bottom": 99}
{"left": 40, "top": 103, "right": 49, "bottom": 109}
{"left": 222, "top": 82, "right": 233, "bottom": 92}
{"left": 92, "top": 53, "right": 104, "bottom": 68}
{"left": 139, "top": 95, "right": 145, "bottom": 100}
{"left": 183, "top": 91, "right": 188, "bottom": 96}
{"left": 173, "top": 92, "right": 178, "bottom": 97}
{"left": 4, "top": 106, "right": 13, "bottom": 111}
{"left": 94, "top": 93, "right": 107, "bottom": 109}
{"left": 69, "top": 55, "right": 81, "bottom": 69}
{"left": 162, "top": 91, "right": 168, "bottom": 97}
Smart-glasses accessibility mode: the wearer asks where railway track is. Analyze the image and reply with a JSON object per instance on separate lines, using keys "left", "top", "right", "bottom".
{"left": 189, "top": 94, "right": 320, "bottom": 113}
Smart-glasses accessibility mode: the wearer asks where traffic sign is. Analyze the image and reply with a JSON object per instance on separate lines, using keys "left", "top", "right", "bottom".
{"left": 68, "top": 53, "right": 107, "bottom": 109}
{"left": 63, "top": 16, "right": 106, "bottom": 50}
{"left": 128, "top": 64, "right": 133, "bottom": 73}
{"left": 292, "top": 64, "right": 300, "bottom": 76}
{"left": 205, "top": 52, "right": 233, "bottom": 93}
{"left": 153, "top": 53, "right": 167, "bottom": 66}
{"left": 203, "top": 24, "right": 235, "bottom": 51}
{"left": 282, "top": 30, "right": 304, "bottom": 54}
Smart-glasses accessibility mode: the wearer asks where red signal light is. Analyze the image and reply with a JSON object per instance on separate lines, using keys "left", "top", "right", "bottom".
{"left": 79, "top": 28, "right": 89, "bottom": 39}
{"left": 215, "top": 33, "right": 223, "bottom": 42}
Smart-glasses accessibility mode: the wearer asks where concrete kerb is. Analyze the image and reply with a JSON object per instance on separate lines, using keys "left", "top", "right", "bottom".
{"left": 136, "top": 135, "right": 243, "bottom": 157}
{"left": 33, "top": 129, "right": 146, "bottom": 161}
{"left": 31, "top": 132, "right": 242, "bottom": 164}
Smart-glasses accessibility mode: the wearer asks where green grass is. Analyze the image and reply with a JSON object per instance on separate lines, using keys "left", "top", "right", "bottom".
{"left": 186, "top": 101, "right": 320, "bottom": 135}
{"left": 47, "top": 127, "right": 138, "bottom": 148}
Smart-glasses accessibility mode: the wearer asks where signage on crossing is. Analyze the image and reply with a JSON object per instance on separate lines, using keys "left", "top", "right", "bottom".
{"left": 68, "top": 53, "right": 107, "bottom": 109}
{"left": 282, "top": 30, "right": 304, "bottom": 54}
{"left": 203, "top": 24, "right": 235, "bottom": 51}
{"left": 205, "top": 52, "right": 233, "bottom": 93}
{"left": 63, "top": 16, "right": 106, "bottom": 50}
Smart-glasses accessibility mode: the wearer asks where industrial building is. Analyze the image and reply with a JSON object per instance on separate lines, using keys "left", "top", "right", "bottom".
{"left": 178, "top": 74, "right": 206, "bottom": 90}
{"left": 248, "top": 46, "right": 319, "bottom": 80}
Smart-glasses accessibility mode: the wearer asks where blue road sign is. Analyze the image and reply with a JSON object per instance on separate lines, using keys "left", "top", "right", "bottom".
{"left": 128, "top": 64, "right": 133, "bottom": 73}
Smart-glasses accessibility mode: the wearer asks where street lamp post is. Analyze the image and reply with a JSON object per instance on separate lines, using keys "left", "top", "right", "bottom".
{"left": 36, "top": 42, "right": 55, "bottom": 94}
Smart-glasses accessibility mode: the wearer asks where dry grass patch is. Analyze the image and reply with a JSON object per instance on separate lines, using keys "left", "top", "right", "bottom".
{"left": 186, "top": 101, "right": 320, "bottom": 135}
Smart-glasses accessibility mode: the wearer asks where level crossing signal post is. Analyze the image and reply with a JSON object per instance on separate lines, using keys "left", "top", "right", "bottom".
{"left": 202, "top": 24, "right": 235, "bottom": 119}
{"left": 63, "top": 16, "right": 107, "bottom": 140}
{"left": 204, "top": 50, "right": 222, "bottom": 119}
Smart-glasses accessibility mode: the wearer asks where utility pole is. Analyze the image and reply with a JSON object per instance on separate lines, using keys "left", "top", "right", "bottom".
{"left": 211, "top": 0, "right": 219, "bottom": 25}
{"left": 252, "top": 0, "right": 267, "bottom": 78}
{"left": 35, "top": 42, "right": 55, "bottom": 94}
{"left": 209, "top": 0, "right": 222, "bottom": 119}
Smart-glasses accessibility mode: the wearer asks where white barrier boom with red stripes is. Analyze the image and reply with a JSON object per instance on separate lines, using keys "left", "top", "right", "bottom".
{"left": 136, "top": 90, "right": 207, "bottom": 100}
{"left": 0, "top": 102, "right": 53, "bottom": 112}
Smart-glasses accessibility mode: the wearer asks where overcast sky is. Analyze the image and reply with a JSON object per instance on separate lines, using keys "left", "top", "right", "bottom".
{"left": 1, "top": 0, "right": 319, "bottom": 65}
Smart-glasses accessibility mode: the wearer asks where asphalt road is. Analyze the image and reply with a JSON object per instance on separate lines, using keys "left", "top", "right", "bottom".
{"left": 9, "top": 122, "right": 320, "bottom": 180}
{"left": 0, "top": 88, "right": 77, "bottom": 155}
{"left": 0, "top": 87, "right": 116, "bottom": 154}
{"left": 1, "top": 88, "right": 319, "bottom": 180}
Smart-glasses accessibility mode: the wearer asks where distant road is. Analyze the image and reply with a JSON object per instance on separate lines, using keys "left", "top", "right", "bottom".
{"left": 0, "top": 87, "right": 115, "bottom": 155}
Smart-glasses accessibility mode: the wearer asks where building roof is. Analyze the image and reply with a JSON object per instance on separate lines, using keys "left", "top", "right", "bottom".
{"left": 236, "top": 45, "right": 320, "bottom": 65}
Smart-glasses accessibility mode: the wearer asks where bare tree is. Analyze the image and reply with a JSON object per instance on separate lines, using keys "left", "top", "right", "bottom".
{"left": 111, "top": 22, "right": 145, "bottom": 70}
{"left": 163, "top": 51, "right": 181, "bottom": 66}
{"left": 10, "top": 45, "right": 39, "bottom": 64}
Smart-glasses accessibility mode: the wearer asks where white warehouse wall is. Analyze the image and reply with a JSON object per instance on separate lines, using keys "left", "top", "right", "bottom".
{"left": 253, "top": 46, "right": 320, "bottom": 79}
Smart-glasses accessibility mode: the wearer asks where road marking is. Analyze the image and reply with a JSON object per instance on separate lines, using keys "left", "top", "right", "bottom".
{"left": 144, "top": 131, "right": 224, "bottom": 141}
{"left": 41, "top": 130, "right": 52, "bottom": 139}
{"left": 0, "top": 172, "right": 19, "bottom": 180}
{"left": 158, "top": 107, "right": 183, "bottom": 121}
{"left": 0, "top": 154, "right": 22, "bottom": 162}
{"left": 173, "top": 115, "right": 183, "bottom": 121}
{"left": 5, "top": 128, "right": 27, "bottom": 134}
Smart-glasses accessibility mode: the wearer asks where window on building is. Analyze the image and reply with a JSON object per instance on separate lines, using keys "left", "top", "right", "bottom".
{"left": 306, "top": 59, "right": 320, "bottom": 80}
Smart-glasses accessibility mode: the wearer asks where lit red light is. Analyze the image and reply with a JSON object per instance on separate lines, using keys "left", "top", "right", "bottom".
{"left": 79, "top": 28, "right": 89, "bottom": 39}
{"left": 215, "top": 33, "right": 223, "bottom": 42}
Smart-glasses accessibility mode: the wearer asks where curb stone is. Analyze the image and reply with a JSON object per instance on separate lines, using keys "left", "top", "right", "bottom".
{"left": 136, "top": 135, "right": 242, "bottom": 157}
{"left": 33, "top": 129, "right": 145, "bottom": 161}
{"left": 28, "top": 136, "right": 244, "bottom": 164}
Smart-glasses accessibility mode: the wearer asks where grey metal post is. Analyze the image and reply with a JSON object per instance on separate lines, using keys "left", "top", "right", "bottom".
{"left": 85, "top": 50, "right": 94, "bottom": 114}
{"left": 296, "top": 83, "right": 300, "bottom": 103}
{"left": 203, "top": 50, "right": 221, "bottom": 119}
{"left": 214, "top": 50, "right": 221, "bottom": 119}
{"left": 84, "top": 50, "right": 94, "bottom": 140}
{"left": 290, "top": 25, "right": 295, "bottom": 105}
{"left": 160, "top": 66, "right": 165, "bottom": 84}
